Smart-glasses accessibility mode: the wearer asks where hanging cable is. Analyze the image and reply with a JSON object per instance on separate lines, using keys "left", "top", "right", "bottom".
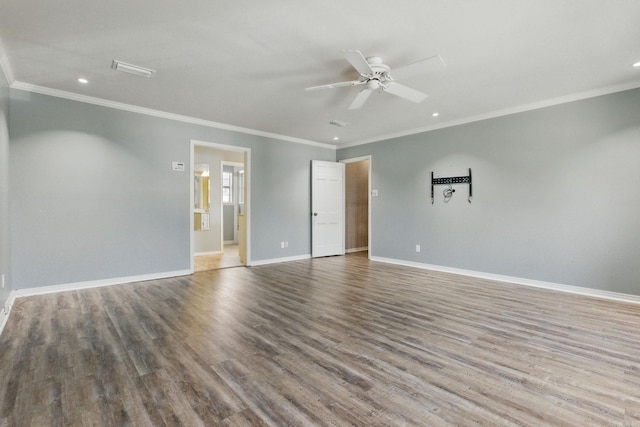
{"left": 443, "top": 180, "right": 455, "bottom": 202}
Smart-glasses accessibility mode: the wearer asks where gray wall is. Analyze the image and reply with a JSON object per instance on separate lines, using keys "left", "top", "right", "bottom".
{"left": 9, "top": 89, "right": 334, "bottom": 289}
{"left": 251, "top": 138, "right": 334, "bottom": 258}
{"left": 338, "top": 88, "right": 640, "bottom": 295}
{"left": 0, "top": 66, "right": 10, "bottom": 307}
{"left": 223, "top": 206, "right": 235, "bottom": 241}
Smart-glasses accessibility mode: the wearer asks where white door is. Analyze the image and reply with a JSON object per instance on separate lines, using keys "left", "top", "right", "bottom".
{"left": 311, "top": 160, "right": 345, "bottom": 257}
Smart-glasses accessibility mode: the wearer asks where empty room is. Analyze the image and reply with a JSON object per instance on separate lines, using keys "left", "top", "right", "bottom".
{"left": 1, "top": 1, "right": 640, "bottom": 425}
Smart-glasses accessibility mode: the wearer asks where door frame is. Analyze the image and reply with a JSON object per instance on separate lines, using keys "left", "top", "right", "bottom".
{"left": 190, "top": 140, "right": 251, "bottom": 272}
{"left": 340, "top": 155, "right": 372, "bottom": 260}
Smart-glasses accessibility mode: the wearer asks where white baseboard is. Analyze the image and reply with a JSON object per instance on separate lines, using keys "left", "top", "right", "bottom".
{"left": 371, "top": 256, "right": 640, "bottom": 305}
{"left": 0, "top": 309, "right": 7, "bottom": 337}
{"left": 0, "top": 290, "right": 18, "bottom": 337}
{"left": 195, "top": 250, "right": 222, "bottom": 256}
{"left": 250, "top": 254, "right": 311, "bottom": 266}
{"left": 346, "top": 247, "right": 368, "bottom": 253}
{"left": 15, "top": 269, "right": 192, "bottom": 298}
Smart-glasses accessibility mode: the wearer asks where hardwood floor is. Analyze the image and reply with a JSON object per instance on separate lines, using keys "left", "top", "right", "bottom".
{"left": 2, "top": 252, "right": 640, "bottom": 426}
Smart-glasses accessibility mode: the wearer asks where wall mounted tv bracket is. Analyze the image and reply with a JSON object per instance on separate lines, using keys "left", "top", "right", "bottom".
{"left": 431, "top": 168, "right": 472, "bottom": 204}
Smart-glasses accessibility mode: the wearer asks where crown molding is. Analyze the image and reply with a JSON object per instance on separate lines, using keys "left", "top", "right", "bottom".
{"left": 338, "top": 80, "right": 640, "bottom": 149}
{"left": 11, "top": 75, "right": 639, "bottom": 152}
{"left": 0, "top": 37, "right": 14, "bottom": 86}
{"left": 10, "top": 81, "right": 336, "bottom": 150}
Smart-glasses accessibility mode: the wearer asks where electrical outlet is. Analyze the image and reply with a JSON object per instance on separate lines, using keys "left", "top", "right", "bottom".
{"left": 415, "top": 245, "right": 421, "bottom": 253}
{"left": 280, "top": 241, "right": 285, "bottom": 249}
{"left": 284, "top": 241, "right": 289, "bottom": 248}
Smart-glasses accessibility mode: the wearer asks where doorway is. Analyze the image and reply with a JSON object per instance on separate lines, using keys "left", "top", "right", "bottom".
{"left": 341, "top": 156, "right": 371, "bottom": 258}
{"left": 191, "top": 140, "right": 250, "bottom": 272}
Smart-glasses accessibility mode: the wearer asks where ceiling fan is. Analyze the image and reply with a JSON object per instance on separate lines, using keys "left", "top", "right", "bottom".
{"left": 305, "top": 50, "right": 445, "bottom": 110}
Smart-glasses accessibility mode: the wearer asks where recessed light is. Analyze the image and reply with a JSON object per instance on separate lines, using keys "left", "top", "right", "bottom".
{"left": 633, "top": 61, "right": 640, "bottom": 68}
{"left": 333, "top": 137, "right": 339, "bottom": 141}
{"left": 432, "top": 112, "right": 439, "bottom": 117}
{"left": 77, "top": 78, "right": 88, "bottom": 84}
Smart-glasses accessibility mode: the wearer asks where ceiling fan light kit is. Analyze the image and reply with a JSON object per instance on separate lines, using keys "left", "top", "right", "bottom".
{"left": 305, "top": 50, "right": 445, "bottom": 110}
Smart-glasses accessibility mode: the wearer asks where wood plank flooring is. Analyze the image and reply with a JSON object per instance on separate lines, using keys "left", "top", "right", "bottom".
{"left": 2, "top": 252, "right": 640, "bottom": 426}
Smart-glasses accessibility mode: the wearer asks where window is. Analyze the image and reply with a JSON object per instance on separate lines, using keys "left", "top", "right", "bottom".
{"left": 222, "top": 171, "right": 233, "bottom": 204}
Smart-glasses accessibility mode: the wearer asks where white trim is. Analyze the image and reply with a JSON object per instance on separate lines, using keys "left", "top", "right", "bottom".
{"left": 371, "top": 256, "right": 640, "bottom": 305}
{"left": 0, "top": 291, "right": 18, "bottom": 337}
{"left": 195, "top": 250, "right": 222, "bottom": 256}
{"left": 250, "top": 254, "right": 311, "bottom": 266}
{"left": 340, "top": 155, "right": 372, "bottom": 260}
{"left": 14, "top": 270, "right": 191, "bottom": 298}
{"left": 4, "top": 290, "right": 17, "bottom": 314}
{"left": 338, "top": 81, "right": 640, "bottom": 148}
{"left": 0, "top": 37, "right": 14, "bottom": 85}
{"left": 346, "top": 247, "right": 368, "bottom": 253}
{"left": 340, "top": 156, "right": 372, "bottom": 163}
{"left": 7, "top": 64, "right": 639, "bottom": 152}
{"left": 190, "top": 145, "right": 195, "bottom": 272}
{"left": 0, "top": 309, "right": 8, "bottom": 337}
{"left": 10, "top": 81, "right": 336, "bottom": 150}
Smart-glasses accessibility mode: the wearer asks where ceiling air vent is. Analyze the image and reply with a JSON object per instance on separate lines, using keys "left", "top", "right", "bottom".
{"left": 111, "top": 60, "right": 156, "bottom": 78}
{"left": 329, "top": 120, "right": 350, "bottom": 127}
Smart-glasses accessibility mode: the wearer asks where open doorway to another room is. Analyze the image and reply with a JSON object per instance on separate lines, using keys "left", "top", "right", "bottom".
{"left": 342, "top": 156, "right": 371, "bottom": 258}
{"left": 192, "top": 142, "right": 249, "bottom": 272}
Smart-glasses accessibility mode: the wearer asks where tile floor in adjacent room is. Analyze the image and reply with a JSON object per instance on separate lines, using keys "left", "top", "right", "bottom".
{"left": 194, "top": 244, "right": 242, "bottom": 272}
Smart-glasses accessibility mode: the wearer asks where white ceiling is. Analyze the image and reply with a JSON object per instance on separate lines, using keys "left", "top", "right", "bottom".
{"left": 1, "top": 0, "right": 639, "bottom": 147}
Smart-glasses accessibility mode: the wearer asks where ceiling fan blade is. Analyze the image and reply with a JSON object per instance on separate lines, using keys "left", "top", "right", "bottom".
{"left": 383, "top": 82, "right": 428, "bottom": 103}
{"left": 348, "top": 88, "right": 373, "bottom": 110}
{"left": 388, "top": 55, "right": 445, "bottom": 80}
{"left": 305, "top": 80, "right": 364, "bottom": 91}
{"left": 341, "top": 50, "right": 374, "bottom": 77}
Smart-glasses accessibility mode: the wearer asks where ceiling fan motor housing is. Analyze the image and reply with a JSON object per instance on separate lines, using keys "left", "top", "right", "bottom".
{"left": 365, "top": 56, "right": 390, "bottom": 79}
